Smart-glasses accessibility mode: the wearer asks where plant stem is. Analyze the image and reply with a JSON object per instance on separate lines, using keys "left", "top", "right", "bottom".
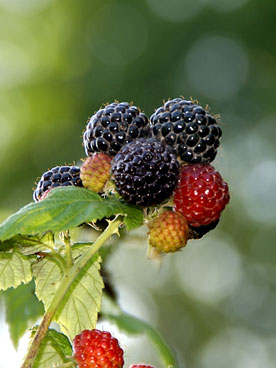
{"left": 21, "top": 218, "right": 122, "bottom": 368}
{"left": 63, "top": 231, "right": 73, "bottom": 268}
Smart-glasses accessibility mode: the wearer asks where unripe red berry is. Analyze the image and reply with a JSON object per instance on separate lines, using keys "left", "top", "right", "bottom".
{"left": 80, "top": 153, "right": 112, "bottom": 193}
{"left": 73, "top": 329, "right": 124, "bottom": 368}
{"left": 148, "top": 211, "right": 189, "bottom": 253}
{"left": 174, "top": 164, "right": 230, "bottom": 227}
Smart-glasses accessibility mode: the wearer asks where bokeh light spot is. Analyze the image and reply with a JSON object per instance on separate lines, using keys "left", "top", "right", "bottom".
{"left": 0, "top": 0, "right": 52, "bottom": 15}
{"left": 0, "top": 114, "right": 13, "bottom": 160}
{"left": 250, "top": 225, "right": 276, "bottom": 265}
{"left": 87, "top": 4, "right": 148, "bottom": 66}
{"left": 202, "top": 0, "right": 249, "bottom": 13}
{"left": 198, "top": 328, "right": 272, "bottom": 368}
{"left": 175, "top": 235, "right": 242, "bottom": 303}
{"left": 0, "top": 42, "right": 32, "bottom": 89}
{"left": 227, "top": 275, "right": 270, "bottom": 325}
{"left": 185, "top": 36, "right": 248, "bottom": 99}
{"left": 146, "top": 0, "right": 203, "bottom": 22}
{"left": 241, "top": 160, "right": 276, "bottom": 223}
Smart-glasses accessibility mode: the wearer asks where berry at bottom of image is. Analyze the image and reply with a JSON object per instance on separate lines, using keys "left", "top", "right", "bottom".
{"left": 73, "top": 329, "right": 124, "bottom": 368}
{"left": 111, "top": 138, "right": 179, "bottom": 207}
{"left": 33, "top": 165, "right": 83, "bottom": 202}
{"left": 80, "top": 153, "right": 113, "bottom": 193}
{"left": 174, "top": 163, "right": 230, "bottom": 227}
{"left": 148, "top": 210, "right": 189, "bottom": 253}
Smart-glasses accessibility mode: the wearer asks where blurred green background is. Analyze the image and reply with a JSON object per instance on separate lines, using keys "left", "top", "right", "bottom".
{"left": 1, "top": 0, "right": 276, "bottom": 367}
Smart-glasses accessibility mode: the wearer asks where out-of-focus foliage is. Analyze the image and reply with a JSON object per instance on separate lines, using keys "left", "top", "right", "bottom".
{"left": 1, "top": 0, "right": 276, "bottom": 367}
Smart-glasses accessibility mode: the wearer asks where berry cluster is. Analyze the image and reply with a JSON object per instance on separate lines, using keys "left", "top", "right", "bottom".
{"left": 32, "top": 98, "right": 230, "bottom": 366}
{"left": 33, "top": 97, "right": 230, "bottom": 253}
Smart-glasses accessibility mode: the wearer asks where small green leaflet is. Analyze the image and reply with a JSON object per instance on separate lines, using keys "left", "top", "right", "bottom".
{"left": 3, "top": 281, "right": 44, "bottom": 349}
{"left": 32, "top": 247, "right": 104, "bottom": 340}
{"left": 0, "top": 251, "right": 32, "bottom": 291}
{"left": 32, "top": 328, "right": 73, "bottom": 368}
{"left": 104, "top": 312, "right": 178, "bottom": 368}
{"left": 0, "top": 187, "right": 143, "bottom": 241}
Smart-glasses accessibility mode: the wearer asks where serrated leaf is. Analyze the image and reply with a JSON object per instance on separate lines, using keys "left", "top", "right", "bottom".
{"left": 3, "top": 280, "right": 44, "bottom": 348}
{"left": 0, "top": 186, "right": 143, "bottom": 241}
{"left": 32, "top": 328, "right": 73, "bottom": 368}
{"left": 0, "top": 251, "right": 32, "bottom": 291}
{"left": 104, "top": 312, "right": 178, "bottom": 368}
{"left": 32, "top": 247, "right": 104, "bottom": 340}
{"left": 56, "top": 249, "right": 104, "bottom": 340}
{"left": 32, "top": 257, "right": 63, "bottom": 311}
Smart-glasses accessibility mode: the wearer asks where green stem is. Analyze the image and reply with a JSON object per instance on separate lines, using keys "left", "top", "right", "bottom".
{"left": 21, "top": 218, "right": 122, "bottom": 368}
{"left": 63, "top": 231, "right": 73, "bottom": 268}
{"left": 40, "top": 243, "right": 66, "bottom": 269}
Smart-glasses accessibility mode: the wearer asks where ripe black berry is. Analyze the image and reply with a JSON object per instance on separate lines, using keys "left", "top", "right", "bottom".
{"left": 150, "top": 98, "right": 222, "bottom": 164}
{"left": 111, "top": 138, "right": 179, "bottom": 207}
{"left": 83, "top": 102, "right": 151, "bottom": 157}
{"left": 188, "top": 219, "right": 220, "bottom": 240}
{"left": 33, "top": 165, "right": 83, "bottom": 202}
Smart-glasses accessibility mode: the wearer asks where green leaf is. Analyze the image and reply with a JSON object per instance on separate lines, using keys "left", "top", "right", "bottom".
{"left": 32, "top": 247, "right": 104, "bottom": 340}
{"left": 0, "top": 186, "right": 143, "bottom": 241}
{"left": 0, "top": 238, "right": 15, "bottom": 252}
{"left": 0, "top": 234, "right": 52, "bottom": 256}
{"left": 3, "top": 280, "right": 44, "bottom": 348}
{"left": 32, "top": 328, "right": 73, "bottom": 368}
{"left": 55, "top": 249, "right": 104, "bottom": 340}
{"left": 123, "top": 206, "right": 144, "bottom": 231}
{"left": 18, "top": 233, "right": 55, "bottom": 256}
{"left": 104, "top": 312, "right": 178, "bottom": 368}
{"left": 0, "top": 251, "right": 32, "bottom": 291}
{"left": 32, "top": 257, "right": 63, "bottom": 311}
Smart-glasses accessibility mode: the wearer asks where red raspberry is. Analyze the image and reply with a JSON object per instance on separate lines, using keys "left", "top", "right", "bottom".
{"left": 148, "top": 211, "right": 189, "bottom": 253}
{"left": 80, "top": 153, "right": 112, "bottom": 193}
{"left": 73, "top": 329, "right": 124, "bottom": 368}
{"left": 129, "top": 365, "right": 155, "bottom": 368}
{"left": 174, "top": 164, "right": 230, "bottom": 227}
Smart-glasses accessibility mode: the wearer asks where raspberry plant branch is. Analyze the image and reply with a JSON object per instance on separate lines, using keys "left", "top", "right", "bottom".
{"left": 21, "top": 217, "right": 123, "bottom": 368}
{"left": 0, "top": 97, "right": 230, "bottom": 367}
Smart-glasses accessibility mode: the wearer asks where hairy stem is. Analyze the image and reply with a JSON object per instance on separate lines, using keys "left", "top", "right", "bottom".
{"left": 21, "top": 218, "right": 122, "bottom": 368}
